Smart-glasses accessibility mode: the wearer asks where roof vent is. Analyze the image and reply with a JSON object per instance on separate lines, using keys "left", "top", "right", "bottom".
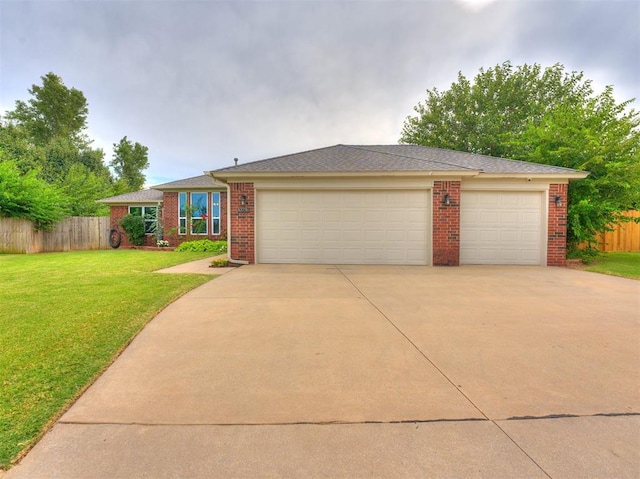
{"left": 234, "top": 158, "right": 238, "bottom": 166}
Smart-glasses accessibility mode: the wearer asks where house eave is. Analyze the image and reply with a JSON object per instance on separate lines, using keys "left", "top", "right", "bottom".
{"left": 209, "top": 170, "right": 482, "bottom": 181}
{"left": 474, "top": 172, "right": 589, "bottom": 180}
{"left": 96, "top": 199, "right": 164, "bottom": 205}
{"left": 209, "top": 169, "right": 588, "bottom": 182}
{"left": 154, "top": 186, "right": 227, "bottom": 192}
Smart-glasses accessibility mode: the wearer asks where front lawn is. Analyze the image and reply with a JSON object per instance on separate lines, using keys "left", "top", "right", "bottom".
{"left": 0, "top": 250, "right": 215, "bottom": 469}
{"left": 584, "top": 252, "right": 640, "bottom": 279}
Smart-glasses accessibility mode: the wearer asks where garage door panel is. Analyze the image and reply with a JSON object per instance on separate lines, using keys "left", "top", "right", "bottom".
{"left": 521, "top": 195, "right": 541, "bottom": 208}
{"left": 500, "top": 212, "right": 520, "bottom": 224}
{"left": 385, "top": 230, "right": 405, "bottom": 242}
{"left": 257, "top": 190, "right": 429, "bottom": 265}
{"left": 479, "top": 230, "right": 500, "bottom": 242}
{"left": 299, "top": 211, "right": 316, "bottom": 222}
{"left": 501, "top": 230, "right": 519, "bottom": 242}
{"left": 461, "top": 191, "right": 543, "bottom": 265}
{"left": 300, "top": 229, "right": 319, "bottom": 240}
{"left": 341, "top": 210, "right": 361, "bottom": 222}
{"left": 343, "top": 230, "right": 363, "bottom": 241}
{"left": 523, "top": 211, "right": 541, "bottom": 222}
{"left": 280, "top": 229, "right": 300, "bottom": 240}
{"left": 520, "top": 231, "right": 540, "bottom": 243}
{"left": 407, "top": 230, "right": 425, "bottom": 242}
{"left": 480, "top": 211, "right": 500, "bottom": 224}
{"left": 499, "top": 249, "right": 520, "bottom": 261}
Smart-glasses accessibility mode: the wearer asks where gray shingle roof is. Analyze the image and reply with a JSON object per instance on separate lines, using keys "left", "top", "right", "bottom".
{"left": 154, "top": 174, "right": 224, "bottom": 190}
{"left": 213, "top": 144, "right": 583, "bottom": 175}
{"left": 97, "top": 189, "right": 163, "bottom": 204}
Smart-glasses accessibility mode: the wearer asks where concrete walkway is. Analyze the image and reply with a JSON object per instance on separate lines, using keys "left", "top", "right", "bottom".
{"left": 155, "top": 254, "right": 239, "bottom": 275}
{"left": 6, "top": 264, "right": 640, "bottom": 478}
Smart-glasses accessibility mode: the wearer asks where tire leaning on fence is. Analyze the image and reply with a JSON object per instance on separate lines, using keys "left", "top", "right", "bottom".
{"left": 109, "top": 227, "right": 122, "bottom": 249}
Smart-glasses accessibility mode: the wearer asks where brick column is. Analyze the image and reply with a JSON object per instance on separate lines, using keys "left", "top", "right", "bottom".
{"left": 547, "top": 184, "right": 568, "bottom": 266}
{"left": 109, "top": 205, "right": 135, "bottom": 248}
{"left": 229, "top": 182, "right": 255, "bottom": 263}
{"left": 162, "top": 192, "right": 179, "bottom": 246}
{"left": 432, "top": 180, "right": 461, "bottom": 266}
{"left": 219, "top": 191, "right": 228, "bottom": 239}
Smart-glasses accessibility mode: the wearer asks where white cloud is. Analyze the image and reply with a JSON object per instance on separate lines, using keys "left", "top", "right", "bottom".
{"left": 455, "top": 0, "right": 500, "bottom": 12}
{"left": 1, "top": 0, "right": 637, "bottom": 181}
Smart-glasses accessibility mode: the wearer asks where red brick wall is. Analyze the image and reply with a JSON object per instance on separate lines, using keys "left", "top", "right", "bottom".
{"left": 109, "top": 205, "right": 155, "bottom": 247}
{"left": 158, "top": 191, "right": 228, "bottom": 247}
{"left": 547, "top": 184, "right": 568, "bottom": 266}
{"left": 163, "top": 192, "right": 179, "bottom": 246}
{"left": 229, "top": 182, "right": 255, "bottom": 263}
{"left": 432, "top": 181, "right": 461, "bottom": 266}
{"left": 108, "top": 190, "right": 228, "bottom": 249}
{"left": 219, "top": 191, "right": 228, "bottom": 239}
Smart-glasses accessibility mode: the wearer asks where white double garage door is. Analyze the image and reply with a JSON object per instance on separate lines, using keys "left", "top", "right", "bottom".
{"left": 257, "top": 190, "right": 545, "bottom": 265}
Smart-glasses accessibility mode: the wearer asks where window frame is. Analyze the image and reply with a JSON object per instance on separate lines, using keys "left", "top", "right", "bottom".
{"left": 128, "top": 205, "right": 157, "bottom": 235}
{"left": 211, "top": 192, "right": 221, "bottom": 235}
{"left": 190, "top": 192, "right": 208, "bottom": 235}
{"left": 178, "top": 192, "right": 188, "bottom": 235}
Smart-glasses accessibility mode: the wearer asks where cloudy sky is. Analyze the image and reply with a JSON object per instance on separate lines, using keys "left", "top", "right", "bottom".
{"left": 1, "top": 0, "right": 638, "bottom": 186}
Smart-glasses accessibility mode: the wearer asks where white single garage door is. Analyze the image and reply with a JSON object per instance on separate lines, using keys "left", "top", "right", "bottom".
{"left": 461, "top": 191, "right": 544, "bottom": 265}
{"left": 257, "top": 190, "right": 429, "bottom": 265}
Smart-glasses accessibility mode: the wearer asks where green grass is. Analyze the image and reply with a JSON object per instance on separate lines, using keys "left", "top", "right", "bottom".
{"left": 0, "top": 250, "right": 216, "bottom": 469}
{"left": 584, "top": 252, "right": 640, "bottom": 279}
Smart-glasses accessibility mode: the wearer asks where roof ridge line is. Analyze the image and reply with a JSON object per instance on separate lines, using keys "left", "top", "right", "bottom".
{"left": 214, "top": 144, "right": 344, "bottom": 172}
{"left": 345, "top": 145, "right": 479, "bottom": 171}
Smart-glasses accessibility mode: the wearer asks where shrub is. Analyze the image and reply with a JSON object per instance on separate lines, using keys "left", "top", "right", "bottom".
{"left": 210, "top": 258, "right": 229, "bottom": 267}
{"left": 0, "top": 160, "right": 68, "bottom": 229}
{"left": 119, "top": 214, "right": 146, "bottom": 246}
{"left": 175, "top": 239, "right": 227, "bottom": 253}
{"left": 566, "top": 245, "right": 600, "bottom": 264}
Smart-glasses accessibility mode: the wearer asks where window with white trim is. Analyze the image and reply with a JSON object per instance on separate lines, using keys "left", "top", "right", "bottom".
{"left": 178, "top": 192, "right": 222, "bottom": 235}
{"left": 211, "top": 192, "right": 221, "bottom": 235}
{"left": 190, "top": 192, "right": 208, "bottom": 235}
{"left": 129, "top": 206, "right": 157, "bottom": 234}
{"left": 178, "top": 192, "right": 188, "bottom": 235}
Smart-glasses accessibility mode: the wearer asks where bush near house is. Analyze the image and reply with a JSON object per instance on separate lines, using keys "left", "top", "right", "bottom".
{"left": 174, "top": 239, "right": 227, "bottom": 254}
{"left": 119, "top": 213, "right": 146, "bottom": 246}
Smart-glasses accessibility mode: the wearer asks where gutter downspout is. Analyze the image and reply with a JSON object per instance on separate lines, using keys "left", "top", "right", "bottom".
{"left": 206, "top": 171, "right": 249, "bottom": 265}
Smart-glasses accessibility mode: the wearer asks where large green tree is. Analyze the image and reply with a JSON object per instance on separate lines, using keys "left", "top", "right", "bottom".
{"left": 1, "top": 73, "right": 148, "bottom": 220}
{"left": 6, "top": 73, "right": 89, "bottom": 148}
{"left": 110, "top": 136, "right": 149, "bottom": 192}
{"left": 400, "top": 61, "right": 640, "bottom": 251}
{"left": 0, "top": 122, "right": 45, "bottom": 174}
{"left": 0, "top": 158, "right": 68, "bottom": 228}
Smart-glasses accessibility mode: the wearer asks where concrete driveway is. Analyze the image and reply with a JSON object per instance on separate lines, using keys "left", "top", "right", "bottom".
{"left": 6, "top": 265, "right": 640, "bottom": 478}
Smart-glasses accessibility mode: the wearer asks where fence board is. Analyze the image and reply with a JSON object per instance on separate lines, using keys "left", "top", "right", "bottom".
{"left": 0, "top": 218, "right": 41, "bottom": 253}
{"left": 582, "top": 211, "right": 640, "bottom": 252}
{"left": 0, "top": 217, "right": 110, "bottom": 253}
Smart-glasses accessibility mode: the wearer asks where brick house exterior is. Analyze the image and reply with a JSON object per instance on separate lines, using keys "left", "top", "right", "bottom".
{"left": 547, "top": 183, "right": 569, "bottom": 267}
{"left": 99, "top": 175, "right": 227, "bottom": 249}
{"left": 432, "top": 180, "right": 461, "bottom": 266}
{"left": 99, "top": 145, "right": 583, "bottom": 265}
{"left": 209, "top": 145, "right": 584, "bottom": 266}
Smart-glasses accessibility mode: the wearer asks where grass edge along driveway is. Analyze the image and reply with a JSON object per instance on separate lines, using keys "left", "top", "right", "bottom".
{"left": 0, "top": 250, "right": 215, "bottom": 470}
{"left": 584, "top": 252, "right": 640, "bottom": 279}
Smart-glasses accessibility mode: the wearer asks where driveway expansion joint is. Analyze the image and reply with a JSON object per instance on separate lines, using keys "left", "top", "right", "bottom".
{"left": 335, "top": 265, "right": 555, "bottom": 479}
{"left": 334, "top": 266, "right": 490, "bottom": 419}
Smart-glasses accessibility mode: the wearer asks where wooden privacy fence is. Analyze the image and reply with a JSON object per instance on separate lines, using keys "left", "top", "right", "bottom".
{"left": 585, "top": 211, "right": 640, "bottom": 252}
{"left": 0, "top": 217, "right": 111, "bottom": 254}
